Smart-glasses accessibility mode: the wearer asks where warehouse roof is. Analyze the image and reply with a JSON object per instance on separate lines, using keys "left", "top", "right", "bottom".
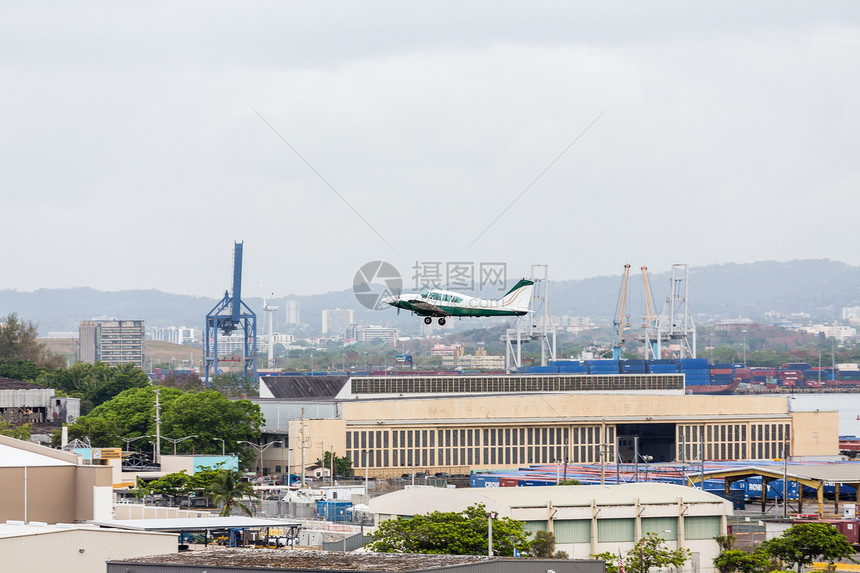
{"left": 0, "top": 521, "right": 173, "bottom": 540}
{"left": 370, "top": 483, "right": 728, "bottom": 518}
{"left": 0, "top": 442, "right": 74, "bottom": 467}
{"left": 112, "top": 548, "right": 496, "bottom": 571}
{"left": 476, "top": 482, "right": 727, "bottom": 507}
{"left": 691, "top": 463, "right": 860, "bottom": 485}
{"left": 260, "top": 376, "right": 348, "bottom": 400}
{"left": 0, "top": 377, "right": 48, "bottom": 390}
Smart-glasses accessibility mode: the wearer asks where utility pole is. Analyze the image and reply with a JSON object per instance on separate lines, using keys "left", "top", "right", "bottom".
{"left": 487, "top": 511, "right": 498, "bottom": 557}
{"left": 299, "top": 405, "right": 310, "bottom": 488}
{"left": 154, "top": 386, "right": 162, "bottom": 464}
{"left": 363, "top": 450, "right": 369, "bottom": 487}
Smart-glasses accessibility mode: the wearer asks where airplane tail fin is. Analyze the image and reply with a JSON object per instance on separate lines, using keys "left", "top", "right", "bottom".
{"left": 501, "top": 279, "right": 534, "bottom": 312}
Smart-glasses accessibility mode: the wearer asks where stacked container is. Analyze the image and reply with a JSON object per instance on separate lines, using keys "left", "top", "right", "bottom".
{"left": 621, "top": 359, "right": 648, "bottom": 374}
{"left": 588, "top": 360, "right": 621, "bottom": 374}
{"left": 680, "top": 358, "right": 710, "bottom": 386}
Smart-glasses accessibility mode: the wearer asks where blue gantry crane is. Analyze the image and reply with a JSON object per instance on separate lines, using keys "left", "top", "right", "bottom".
{"left": 204, "top": 242, "right": 257, "bottom": 385}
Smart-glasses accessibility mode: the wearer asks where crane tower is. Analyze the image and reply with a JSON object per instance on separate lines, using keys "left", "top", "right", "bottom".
{"left": 665, "top": 263, "right": 696, "bottom": 359}
{"left": 204, "top": 242, "right": 257, "bottom": 384}
{"left": 611, "top": 263, "right": 631, "bottom": 360}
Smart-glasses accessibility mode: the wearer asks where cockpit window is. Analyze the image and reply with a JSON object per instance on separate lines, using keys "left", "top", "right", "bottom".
{"left": 420, "top": 291, "right": 429, "bottom": 298}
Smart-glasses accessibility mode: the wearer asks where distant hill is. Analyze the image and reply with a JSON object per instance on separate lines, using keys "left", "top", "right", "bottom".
{"left": 2, "top": 259, "right": 858, "bottom": 334}
{"left": 550, "top": 259, "right": 860, "bottom": 321}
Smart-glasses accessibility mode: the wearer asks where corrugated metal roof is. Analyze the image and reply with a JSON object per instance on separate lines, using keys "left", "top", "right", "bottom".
{"left": 261, "top": 376, "right": 348, "bottom": 400}
{"left": 0, "top": 377, "right": 48, "bottom": 390}
{"left": 700, "top": 463, "right": 860, "bottom": 484}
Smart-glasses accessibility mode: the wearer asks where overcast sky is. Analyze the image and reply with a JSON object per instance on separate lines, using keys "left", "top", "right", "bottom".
{"left": 2, "top": 2, "right": 858, "bottom": 299}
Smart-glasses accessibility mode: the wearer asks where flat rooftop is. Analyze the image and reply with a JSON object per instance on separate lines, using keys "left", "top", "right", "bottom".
{"left": 113, "top": 548, "right": 492, "bottom": 571}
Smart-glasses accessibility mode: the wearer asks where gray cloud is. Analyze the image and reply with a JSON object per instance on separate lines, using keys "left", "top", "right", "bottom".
{"left": 1, "top": 1, "right": 858, "bottom": 298}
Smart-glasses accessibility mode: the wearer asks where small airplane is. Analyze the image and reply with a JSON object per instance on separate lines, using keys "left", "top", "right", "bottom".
{"left": 384, "top": 278, "right": 535, "bottom": 325}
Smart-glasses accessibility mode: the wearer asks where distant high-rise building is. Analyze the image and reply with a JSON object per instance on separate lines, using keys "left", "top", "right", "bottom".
{"left": 79, "top": 319, "right": 145, "bottom": 368}
{"left": 285, "top": 300, "right": 301, "bottom": 325}
{"left": 149, "top": 326, "right": 197, "bottom": 345}
{"left": 345, "top": 324, "right": 398, "bottom": 343}
{"left": 321, "top": 309, "right": 354, "bottom": 337}
{"left": 843, "top": 306, "right": 860, "bottom": 324}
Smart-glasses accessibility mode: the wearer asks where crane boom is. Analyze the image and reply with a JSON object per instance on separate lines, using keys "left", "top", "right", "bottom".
{"left": 231, "top": 242, "right": 244, "bottom": 324}
{"left": 611, "top": 263, "right": 631, "bottom": 360}
{"left": 641, "top": 266, "right": 660, "bottom": 359}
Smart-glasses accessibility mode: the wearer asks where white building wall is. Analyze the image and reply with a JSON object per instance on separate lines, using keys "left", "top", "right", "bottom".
{"left": 0, "top": 528, "right": 176, "bottom": 573}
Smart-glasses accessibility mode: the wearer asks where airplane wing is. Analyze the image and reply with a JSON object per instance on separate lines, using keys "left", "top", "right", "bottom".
{"left": 401, "top": 298, "right": 449, "bottom": 317}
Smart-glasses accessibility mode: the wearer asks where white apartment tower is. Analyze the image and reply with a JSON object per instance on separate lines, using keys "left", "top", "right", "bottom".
{"left": 285, "top": 300, "right": 301, "bottom": 325}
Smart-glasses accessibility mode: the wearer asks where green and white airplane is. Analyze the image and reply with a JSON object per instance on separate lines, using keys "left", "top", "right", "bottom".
{"left": 384, "top": 278, "right": 535, "bottom": 325}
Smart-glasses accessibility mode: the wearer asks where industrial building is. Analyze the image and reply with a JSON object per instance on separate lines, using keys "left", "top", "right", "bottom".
{"left": 0, "top": 435, "right": 113, "bottom": 523}
{"left": 250, "top": 374, "right": 838, "bottom": 478}
{"left": 0, "top": 376, "right": 80, "bottom": 425}
{"left": 79, "top": 318, "right": 145, "bottom": 367}
{"left": 369, "top": 483, "right": 731, "bottom": 565}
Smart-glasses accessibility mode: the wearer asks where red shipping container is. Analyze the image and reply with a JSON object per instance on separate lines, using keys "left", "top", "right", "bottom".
{"left": 711, "top": 368, "right": 733, "bottom": 375}
{"left": 499, "top": 477, "right": 520, "bottom": 487}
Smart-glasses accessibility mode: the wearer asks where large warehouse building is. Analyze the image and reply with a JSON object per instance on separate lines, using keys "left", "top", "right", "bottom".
{"left": 251, "top": 374, "right": 839, "bottom": 479}
{"left": 369, "top": 483, "right": 732, "bottom": 565}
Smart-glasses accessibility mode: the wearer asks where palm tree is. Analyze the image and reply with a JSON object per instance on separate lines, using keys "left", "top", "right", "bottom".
{"left": 207, "top": 471, "right": 258, "bottom": 517}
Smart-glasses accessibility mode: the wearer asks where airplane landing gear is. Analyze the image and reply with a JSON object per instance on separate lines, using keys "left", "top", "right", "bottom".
{"left": 438, "top": 317, "right": 446, "bottom": 326}
{"left": 424, "top": 317, "right": 432, "bottom": 325}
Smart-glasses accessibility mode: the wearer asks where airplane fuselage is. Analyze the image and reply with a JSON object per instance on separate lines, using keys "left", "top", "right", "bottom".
{"left": 385, "top": 278, "right": 535, "bottom": 325}
{"left": 390, "top": 289, "right": 529, "bottom": 318}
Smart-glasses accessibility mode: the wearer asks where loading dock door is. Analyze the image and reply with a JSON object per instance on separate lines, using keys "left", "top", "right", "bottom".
{"left": 616, "top": 423, "right": 677, "bottom": 463}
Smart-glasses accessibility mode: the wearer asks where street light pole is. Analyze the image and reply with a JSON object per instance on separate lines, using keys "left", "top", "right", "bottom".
{"left": 113, "top": 434, "right": 152, "bottom": 452}
{"left": 162, "top": 435, "right": 198, "bottom": 456}
{"left": 213, "top": 437, "right": 226, "bottom": 456}
{"left": 238, "top": 440, "right": 282, "bottom": 476}
{"left": 741, "top": 329, "right": 748, "bottom": 365}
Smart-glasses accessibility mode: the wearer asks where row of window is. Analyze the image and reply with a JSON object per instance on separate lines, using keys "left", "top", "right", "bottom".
{"left": 677, "top": 423, "right": 791, "bottom": 461}
{"left": 521, "top": 516, "right": 721, "bottom": 543}
{"left": 347, "top": 426, "right": 616, "bottom": 468}
{"left": 351, "top": 374, "right": 683, "bottom": 395}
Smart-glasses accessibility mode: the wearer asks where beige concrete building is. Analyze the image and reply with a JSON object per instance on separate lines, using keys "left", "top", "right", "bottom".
{"left": 253, "top": 374, "right": 839, "bottom": 479}
{"left": 0, "top": 436, "right": 113, "bottom": 523}
{"left": 369, "top": 483, "right": 732, "bottom": 571}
